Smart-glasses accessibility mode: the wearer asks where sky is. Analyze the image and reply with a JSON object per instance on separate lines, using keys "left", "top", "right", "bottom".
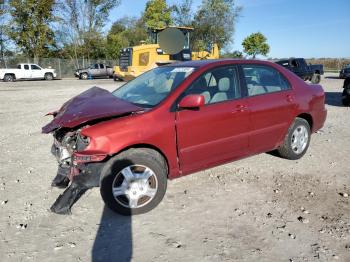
{"left": 109, "top": 0, "right": 350, "bottom": 58}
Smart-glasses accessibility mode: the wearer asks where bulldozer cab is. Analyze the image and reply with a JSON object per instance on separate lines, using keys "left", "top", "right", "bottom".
{"left": 112, "top": 26, "right": 218, "bottom": 81}
{"left": 148, "top": 26, "right": 193, "bottom": 61}
{"left": 148, "top": 26, "right": 193, "bottom": 49}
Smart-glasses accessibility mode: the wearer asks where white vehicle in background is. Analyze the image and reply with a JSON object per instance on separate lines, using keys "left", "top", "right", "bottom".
{"left": 0, "top": 63, "right": 57, "bottom": 82}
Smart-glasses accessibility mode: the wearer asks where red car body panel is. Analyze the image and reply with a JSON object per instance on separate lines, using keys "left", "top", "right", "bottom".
{"left": 45, "top": 59, "right": 327, "bottom": 179}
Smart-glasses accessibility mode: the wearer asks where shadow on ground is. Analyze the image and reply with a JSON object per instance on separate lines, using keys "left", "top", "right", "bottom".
{"left": 92, "top": 206, "right": 132, "bottom": 262}
{"left": 325, "top": 76, "right": 341, "bottom": 79}
{"left": 325, "top": 91, "right": 344, "bottom": 107}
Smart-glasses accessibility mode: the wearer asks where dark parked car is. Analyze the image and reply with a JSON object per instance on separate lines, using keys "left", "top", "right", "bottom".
{"left": 342, "top": 77, "right": 350, "bottom": 105}
{"left": 276, "top": 58, "right": 324, "bottom": 84}
{"left": 74, "top": 63, "right": 113, "bottom": 79}
{"left": 339, "top": 65, "right": 350, "bottom": 79}
{"left": 43, "top": 59, "right": 327, "bottom": 216}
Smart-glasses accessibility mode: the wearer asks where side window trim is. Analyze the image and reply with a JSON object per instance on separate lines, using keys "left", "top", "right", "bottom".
{"left": 174, "top": 65, "right": 243, "bottom": 110}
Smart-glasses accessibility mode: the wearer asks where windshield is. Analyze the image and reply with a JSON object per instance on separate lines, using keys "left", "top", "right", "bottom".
{"left": 112, "top": 66, "right": 195, "bottom": 108}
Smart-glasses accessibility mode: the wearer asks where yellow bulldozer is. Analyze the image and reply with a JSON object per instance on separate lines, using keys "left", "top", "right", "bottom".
{"left": 113, "top": 26, "right": 219, "bottom": 81}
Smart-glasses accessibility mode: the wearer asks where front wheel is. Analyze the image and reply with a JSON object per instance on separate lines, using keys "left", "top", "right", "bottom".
{"left": 311, "top": 73, "right": 321, "bottom": 84}
{"left": 100, "top": 148, "right": 167, "bottom": 216}
{"left": 277, "top": 118, "right": 311, "bottom": 160}
{"left": 80, "top": 73, "right": 88, "bottom": 80}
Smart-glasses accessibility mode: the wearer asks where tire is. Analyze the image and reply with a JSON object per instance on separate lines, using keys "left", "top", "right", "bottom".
{"left": 113, "top": 75, "right": 122, "bottom": 81}
{"left": 342, "top": 89, "right": 350, "bottom": 106}
{"left": 100, "top": 148, "right": 167, "bottom": 216}
{"left": 44, "top": 73, "right": 53, "bottom": 81}
{"left": 3, "top": 74, "right": 15, "bottom": 82}
{"left": 80, "top": 73, "right": 88, "bottom": 80}
{"left": 277, "top": 117, "right": 311, "bottom": 160}
{"left": 311, "top": 73, "right": 321, "bottom": 84}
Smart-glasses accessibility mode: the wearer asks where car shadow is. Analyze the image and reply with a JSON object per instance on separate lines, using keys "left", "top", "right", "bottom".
{"left": 325, "top": 76, "right": 341, "bottom": 79}
{"left": 92, "top": 206, "right": 132, "bottom": 262}
{"left": 325, "top": 91, "right": 344, "bottom": 107}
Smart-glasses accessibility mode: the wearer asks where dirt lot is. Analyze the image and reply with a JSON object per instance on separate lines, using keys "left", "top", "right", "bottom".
{"left": 0, "top": 75, "right": 349, "bottom": 262}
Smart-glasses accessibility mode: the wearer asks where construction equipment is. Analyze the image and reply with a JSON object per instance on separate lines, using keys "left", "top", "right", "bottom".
{"left": 112, "top": 26, "right": 219, "bottom": 81}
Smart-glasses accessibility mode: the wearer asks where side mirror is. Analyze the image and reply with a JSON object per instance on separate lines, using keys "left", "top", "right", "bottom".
{"left": 178, "top": 94, "right": 205, "bottom": 109}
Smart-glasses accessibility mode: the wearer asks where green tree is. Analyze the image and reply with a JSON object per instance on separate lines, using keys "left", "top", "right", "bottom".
{"left": 191, "top": 0, "right": 242, "bottom": 51}
{"left": 106, "top": 17, "right": 147, "bottom": 59}
{"left": 143, "top": 0, "right": 172, "bottom": 28}
{"left": 0, "top": 0, "right": 10, "bottom": 67}
{"left": 221, "top": 50, "right": 244, "bottom": 58}
{"left": 8, "top": 0, "right": 56, "bottom": 61}
{"left": 172, "top": 0, "right": 193, "bottom": 26}
{"left": 242, "top": 32, "right": 270, "bottom": 58}
{"left": 57, "top": 0, "right": 120, "bottom": 66}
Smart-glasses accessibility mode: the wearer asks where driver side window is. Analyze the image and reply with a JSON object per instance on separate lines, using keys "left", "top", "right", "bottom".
{"left": 183, "top": 66, "right": 241, "bottom": 105}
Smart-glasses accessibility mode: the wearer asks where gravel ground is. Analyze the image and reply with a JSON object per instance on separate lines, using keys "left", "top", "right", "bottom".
{"left": 0, "top": 74, "right": 349, "bottom": 262}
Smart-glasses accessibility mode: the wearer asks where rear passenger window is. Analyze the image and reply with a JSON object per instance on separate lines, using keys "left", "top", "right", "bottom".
{"left": 99, "top": 64, "right": 104, "bottom": 69}
{"left": 183, "top": 66, "right": 241, "bottom": 105}
{"left": 24, "top": 65, "right": 29, "bottom": 70}
{"left": 242, "top": 65, "right": 290, "bottom": 97}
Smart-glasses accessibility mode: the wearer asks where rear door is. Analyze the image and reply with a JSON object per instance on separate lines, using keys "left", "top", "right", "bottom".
{"left": 23, "top": 64, "right": 31, "bottom": 78}
{"left": 99, "top": 64, "right": 106, "bottom": 77}
{"left": 241, "top": 64, "right": 295, "bottom": 154}
{"left": 176, "top": 65, "right": 250, "bottom": 174}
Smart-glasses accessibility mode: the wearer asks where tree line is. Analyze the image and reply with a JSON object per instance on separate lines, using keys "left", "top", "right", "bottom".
{"left": 0, "top": 0, "right": 270, "bottom": 66}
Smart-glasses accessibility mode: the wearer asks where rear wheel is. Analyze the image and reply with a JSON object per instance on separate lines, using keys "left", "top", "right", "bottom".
{"left": 342, "top": 88, "right": 350, "bottom": 106}
{"left": 277, "top": 118, "right": 311, "bottom": 160}
{"left": 311, "top": 73, "right": 321, "bottom": 84}
{"left": 3, "top": 74, "right": 15, "bottom": 82}
{"left": 100, "top": 148, "right": 167, "bottom": 216}
{"left": 44, "top": 73, "right": 53, "bottom": 80}
{"left": 113, "top": 75, "right": 122, "bottom": 81}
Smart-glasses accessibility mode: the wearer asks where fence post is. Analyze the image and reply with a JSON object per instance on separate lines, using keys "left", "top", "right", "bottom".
{"left": 58, "top": 58, "right": 61, "bottom": 79}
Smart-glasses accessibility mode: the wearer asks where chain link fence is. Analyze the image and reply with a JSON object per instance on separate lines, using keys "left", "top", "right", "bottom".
{"left": 0, "top": 57, "right": 119, "bottom": 78}
{"left": 305, "top": 58, "right": 350, "bottom": 72}
{"left": 1, "top": 56, "right": 349, "bottom": 76}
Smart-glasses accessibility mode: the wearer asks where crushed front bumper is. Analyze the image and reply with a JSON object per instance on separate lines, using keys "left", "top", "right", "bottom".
{"left": 50, "top": 141, "right": 107, "bottom": 214}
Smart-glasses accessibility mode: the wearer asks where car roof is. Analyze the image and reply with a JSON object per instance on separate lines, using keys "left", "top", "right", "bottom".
{"left": 170, "top": 59, "right": 275, "bottom": 69}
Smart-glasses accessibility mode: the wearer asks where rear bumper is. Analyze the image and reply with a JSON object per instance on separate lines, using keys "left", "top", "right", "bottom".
{"left": 312, "top": 108, "right": 327, "bottom": 133}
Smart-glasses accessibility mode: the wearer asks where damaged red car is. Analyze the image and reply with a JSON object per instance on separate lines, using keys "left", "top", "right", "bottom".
{"left": 42, "top": 59, "right": 327, "bottom": 215}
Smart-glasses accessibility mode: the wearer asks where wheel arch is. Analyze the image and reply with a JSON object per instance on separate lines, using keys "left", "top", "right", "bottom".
{"left": 110, "top": 143, "right": 170, "bottom": 177}
{"left": 4, "top": 73, "right": 16, "bottom": 79}
{"left": 297, "top": 113, "right": 313, "bottom": 130}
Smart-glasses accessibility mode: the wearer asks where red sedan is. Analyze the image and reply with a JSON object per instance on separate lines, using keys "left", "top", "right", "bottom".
{"left": 43, "top": 59, "right": 327, "bottom": 215}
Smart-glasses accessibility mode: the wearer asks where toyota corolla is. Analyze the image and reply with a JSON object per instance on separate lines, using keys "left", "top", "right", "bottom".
{"left": 42, "top": 59, "right": 327, "bottom": 215}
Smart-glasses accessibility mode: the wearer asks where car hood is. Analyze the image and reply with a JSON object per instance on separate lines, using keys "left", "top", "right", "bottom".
{"left": 42, "top": 86, "right": 143, "bottom": 133}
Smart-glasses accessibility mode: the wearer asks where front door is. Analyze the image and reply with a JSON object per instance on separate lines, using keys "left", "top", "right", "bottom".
{"left": 30, "top": 64, "right": 43, "bottom": 78}
{"left": 176, "top": 66, "right": 250, "bottom": 175}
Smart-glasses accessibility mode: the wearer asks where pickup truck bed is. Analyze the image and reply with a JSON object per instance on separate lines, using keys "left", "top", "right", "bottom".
{"left": 276, "top": 58, "right": 323, "bottom": 84}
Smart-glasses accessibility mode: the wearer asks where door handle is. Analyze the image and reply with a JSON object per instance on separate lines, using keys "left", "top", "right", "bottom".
{"left": 234, "top": 104, "right": 247, "bottom": 113}
{"left": 286, "top": 94, "right": 294, "bottom": 103}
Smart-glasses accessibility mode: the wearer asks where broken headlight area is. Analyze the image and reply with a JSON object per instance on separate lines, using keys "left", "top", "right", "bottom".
{"left": 51, "top": 129, "right": 90, "bottom": 167}
{"left": 49, "top": 128, "right": 107, "bottom": 214}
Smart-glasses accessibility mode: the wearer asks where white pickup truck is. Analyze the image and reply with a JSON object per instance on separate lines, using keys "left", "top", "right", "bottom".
{"left": 0, "top": 63, "right": 57, "bottom": 82}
